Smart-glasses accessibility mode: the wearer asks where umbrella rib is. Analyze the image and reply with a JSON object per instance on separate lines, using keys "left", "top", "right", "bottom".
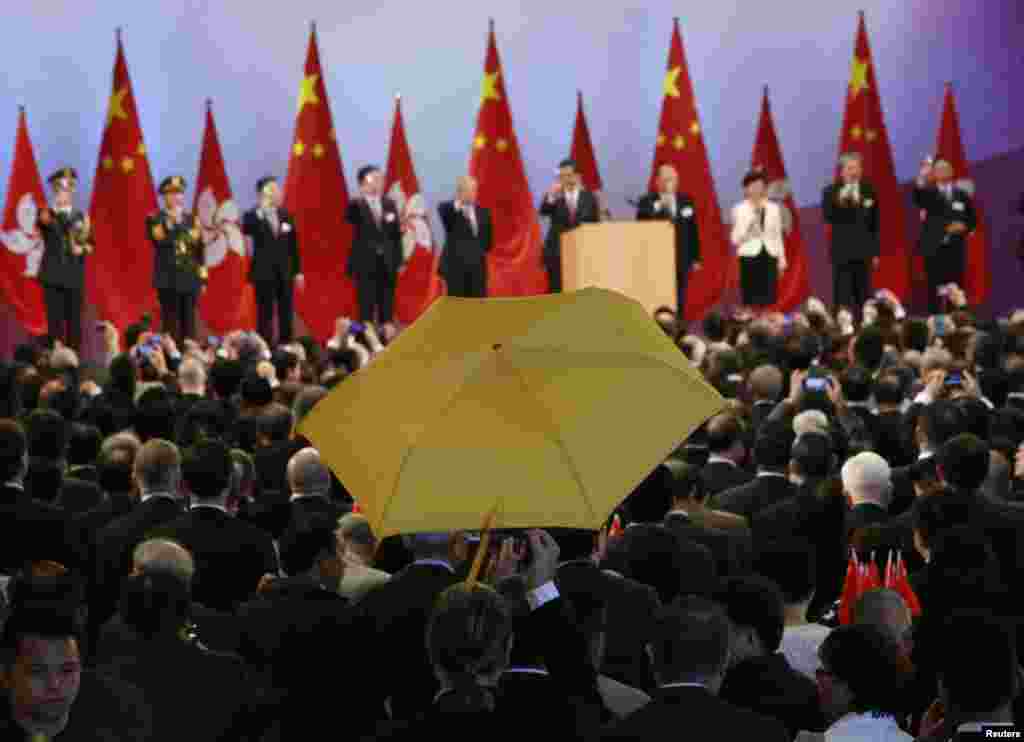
{"left": 499, "top": 354, "right": 595, "bottom": 526}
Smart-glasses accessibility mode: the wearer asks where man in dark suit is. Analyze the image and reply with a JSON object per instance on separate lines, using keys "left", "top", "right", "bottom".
{"left": 147, "top": 176, "right": 207, "bottom": 344}
{"left": 346, "top": 165, "right": 403, "bottom": 331}
{"left": 285, "top": 447, "right": 347, "bottom": 529}
{"left": 712, "top": 420, "right": 796, "bottom": 522}
{"left": 822, "top": 152, "right": 879, "bottom": 314}
{"left": 538, "top": 158, "right": 600, "bottom": 293}
{"left": 637, "top": 163, "right": 701, "bottom": 312}
{"left": 701, "top": 412, "right": 752, "bottom": 498}
{"left": 154, "top": 440, "right": 277, "bottom": 612}
{"left": 243, "top": 176, "right": 303, "bottom": 345}
{"left": 438, "top": 175, "right": 492, "bottom": 298}
{"left": 0, "top": 419, "right": 70, "bottom": 573}
{"left": 913, "top": 158, "right": 978, "bottom": 314}
{"left": 601, "top": 596, "right": 788, "bottom": 741}
{"left": 36, "top": 168, "right": 92, "bottom": 351}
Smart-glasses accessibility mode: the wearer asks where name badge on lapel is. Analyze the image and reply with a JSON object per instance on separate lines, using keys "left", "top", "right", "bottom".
{"left": 681, "top": 207, "right": 694, "bottom": 219}
{"left": 281, "top": 222, "right": 292, "bottom": 233}
{"left": 952, "top": 202, "right": 965, "bottom": 212}
{"left": 863, "top": 199, "right": 874, "bottom": 208}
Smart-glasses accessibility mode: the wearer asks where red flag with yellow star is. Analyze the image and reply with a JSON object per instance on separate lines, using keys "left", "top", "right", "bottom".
{"left": 87, "top": 30, "right": 160, "bottom": 329}
{"left": 0, "top": 107, "right": 48, "bottom": 336}
{"left": 835, "top": 12, "right": 912, "bottom": 301}
{"left": 569, "top": 91, "right": 610, "bottom": 218}
{"left": 649, "top": 19, "right": 730, "bottom": 320}
{"left": 934, "top": 83, "right": 990, "bottom": 305}
{"left": 194, "top": 100, "right": 257, "bottom": 333}
{"left": 469, "top": 22, "right": 546, "bottom": 296}
{"left": 284, "top": 23, "right": 355, "bottom": 342}
{"left": 751, "top": 86, "right": 811, "bottom": 312}
{"left": 386, "top": 95, "right": 445, "bottom": 325}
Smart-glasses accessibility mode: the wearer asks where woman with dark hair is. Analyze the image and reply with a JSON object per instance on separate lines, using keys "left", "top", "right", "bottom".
{"left": 816, "top": 624, "right": 914, "bottom": 740}
{"left": 731, "top": 169, "right": 787, "bottom": 312}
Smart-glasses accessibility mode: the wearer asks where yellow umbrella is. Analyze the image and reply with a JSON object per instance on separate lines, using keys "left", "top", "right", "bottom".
{"left": 299, "top": 287, "right": 724, "bottom": 538}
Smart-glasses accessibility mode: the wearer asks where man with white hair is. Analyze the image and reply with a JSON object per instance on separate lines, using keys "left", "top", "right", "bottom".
{"left": 914, "top": 157, "right": 977, "bottom": 313}
{"left": 177, "top": 357, "right": 207, "bottom": 412}
{"left": 842, "top": 451, "right": 892, "bottom": 534}
{"left": 438, "top": 175, "right": 492, "bottom": 298}
{"left": 637, "top": 163, "right": 702, "bottom": 311}
{"left": 822, "top": 152, "right": 879, "bottom": 314}
{"left": 793, "top": 409, "right": 830, "bottom": 439}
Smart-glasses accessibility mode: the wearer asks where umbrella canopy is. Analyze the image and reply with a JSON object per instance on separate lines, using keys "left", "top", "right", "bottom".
{"left": 299, "top": 287, "right": 724, "bottom": 538}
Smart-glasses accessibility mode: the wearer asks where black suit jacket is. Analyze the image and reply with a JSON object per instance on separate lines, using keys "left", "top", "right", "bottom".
{"left": 437, "top": 201, "right": 492, "bottom": 277}
{"left": 701, "top": 460, "right": 753, "bottom": 498}
{"left": 539, "top": 189, "right": 601, "bottom": 261}
{"left": 711, "top": 474, "right": 796, "bottom": 522}
{"left": 821, "top": 180, "right": 880, "bottom": 264}
{"left": 147, "top": 210, "right": 205, "bottom": 293}
{"left": 600, "top": 573, "right": 661, "bottom": 692}
{"left": 845, "top": 502, "right": 889, "bottom": 536}
{"left": 600, "top": 684, "right": 789, "bottom": 741}
{"left": 242, "top": 206, "right": 301, "bottom": 283}
{"left": 664, "top": 511, "right": 746, "bottom": 577}
{"left": 913, "top": 184, "right": 978, "bottom": 258}
{"left": 719, "top": 653, "right": 825, "bottom": 738}
{"left": 37, "top": 207, "right": 90, "bottom": 289}
{"left": 636, "top": 192, "right": 701, "bottom": 270}
{"left": 0, "top": 484, "right": 70, "bottom": 573}
{"left": 345, "top": 196, "right": 403, "bottom": 277}
{"left": 153, "top": 506, "right": 278, "bottom": 611}
{"left": 874, "top": 411, "right": 915, "bottom": 468}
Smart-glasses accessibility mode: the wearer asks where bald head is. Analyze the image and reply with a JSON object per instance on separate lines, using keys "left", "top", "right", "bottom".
{"left": 288, "top": 447, "right": 331, "bottom": 499}
{"left": 178, "top": 358, "right": 206, "bottom": 395}
{"left": 854, "top": 588, "right": 911, "bottom": 649}
{"left": 132, "top": 538, "right": 195, "bottom": 585}
{"left": 134, "top": 439, "right": 181, "bottom": 495}
{"left": 748, "top": 364, "right": 784, "bottom": 403}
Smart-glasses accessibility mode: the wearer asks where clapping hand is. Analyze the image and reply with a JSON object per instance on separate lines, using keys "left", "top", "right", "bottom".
{"left": 523, "top": 529, "right": 560, "bottom": 590}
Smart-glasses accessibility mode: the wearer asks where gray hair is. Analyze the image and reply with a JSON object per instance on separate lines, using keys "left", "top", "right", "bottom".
{"left": 841, "top": 451, "right": 893, "bottom": 506}
{"left": 853, "top": 588, "right": 910, "bottom": 646}
{"left": 178, "top": 358, "right": 206, "bottom": 390}
{"left": 132, "top": 538, "right": 195, "bottom": 585}
{"left": 287, "top": 447, "right": 331, "bottom": 498}
{"left": 794, "top": 410, "right": 830, "bottom": 439}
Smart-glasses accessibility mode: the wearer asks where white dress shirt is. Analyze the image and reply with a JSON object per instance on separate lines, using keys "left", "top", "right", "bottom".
{"left": 825, "top": 712, "right": 911, "bottom": 741}
{"left": 730, "top": 199, "right": 787, "bottom": 269}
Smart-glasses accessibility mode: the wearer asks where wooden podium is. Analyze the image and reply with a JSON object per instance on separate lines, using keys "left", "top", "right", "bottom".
{"left": 561, "top": 222, "right": 677, "bottom": 313}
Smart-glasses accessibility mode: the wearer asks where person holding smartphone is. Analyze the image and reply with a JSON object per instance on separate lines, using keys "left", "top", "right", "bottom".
{"left": 539, "top": 159, "right": 601, "bottom": 293}
{"left": 730, "top": 169, "right": 787, "bottom": 313}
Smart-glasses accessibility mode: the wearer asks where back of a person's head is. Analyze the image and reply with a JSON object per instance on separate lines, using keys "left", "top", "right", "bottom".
{"left": 279, "top": 516, "right": 337, "bottom": 577}
{"left": 292, "top": 385, "right": 328, "bottom": 428}
{"left": 182, "top": 439, "right": 234, "bottom": 501}
{"left": 98, "top": 445, "right": 135, "bottom": 495}
{"left": 119, "top": 570, "right": 191, "bottom": 639}
{"left": 0, "top": 599, "right": 83, "bottom": 668}
{"left": 748, "top": 364, "right": 784, "bottom": 402}
{"left": 209, "top": 358, "right": 244, "bottom": 400}
{"left": 240, "top": 373, "right": 274, "bottom": 409}
{"left": 902, "top": 318, "right": 930, "bottom": 353}
{"left": 178, "top": 358, "right": 206, "bottom": 390}
{"left": 337, "top": 513, "right": 377, "bottom": 552}
{"left": 819, "top": 623, "right": 910, "bottom": 714}
{"left": 937, "top": 612, "right": 1018, "bottom": 715}
{"left": 853, "top": 327, "right": 885, "bottom": 370}
{"left": 713, "top": 575, "right": 785, "bottom": 654}
{"left": 66, "top": 423, "right": 102, "bottom": 468}
{"left": 650, "top": 596, "right": 731, "bottom": 684}
{"left": 938, "top": 433, "right": 990, "bottom": 494}
{"left": 287, "top": 447, "right": 330, "bottom": 498}
{"left": 25, "top": 408, "right": 69, "bottom": 461}
{"left": 755, "top": 419, "right": 795, "bottom": 471}
{"left": 840, "top": 365, "right": 873, "bottom": 403}
{"left": 841, "top": 451, "right": 892, "bottom": 505}
{"left": 134, "top": 438, "right": 181, "bottom": 494}
{"left": 852, "top": 589, "right": 911, "bottom": 648}
{"left": 259, "top": 403, "right": 294, "bottom": 444}
{"left": 954, "top": 396, "right": 991, "bottom": 440}
{"left": 920, "top": 400, "right": 966, "bottom": 450}
{"left": 664, "top": 459, "right": 705, "bottom": 504}
{"left": 702, "top": 311, "right": 726, "bottom": 342}
{"left": 428, "top": 583, "right": 511, "bottom": 711}
{"left": 788, "top": 333, "right": 823, "bottom": 371}
{"left": 135, "top": 388, "right": 175, "bottom": 443}
{"left": 621, "top": 464, "right": 675, "bottom": 524}
{"left": 872, "top": 372, "right": 905, "bottom": 407}
{"left": 108, "top": 353, "right": 137, "bottom": 397}
{"left": 132, "top": 538, "right": 196, "bottom": 586}
{"left": 604, "top": 524, "right": 715, "bottom": 604}
{"left": 791, "top": 431, "right": 833, "bottom": 480}
{"left": 754, "top": 540, "right": 816, "bottom": 606}
{"left": 179, "top": 400, "right": 231, "bottom": 448}
{"left": 705, "top": 413, "right": 744, "bottom": 454}
{"left": 0, "top": 418, "right": 28, "bottom": 483}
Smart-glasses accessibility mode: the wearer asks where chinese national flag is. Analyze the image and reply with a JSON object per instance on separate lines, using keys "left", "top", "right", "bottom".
{"left": 935, "top": 83, "right": 990, "bottom": 306}
{"left": 387, "top": 95, "right": 444, "bottom": 325}
{"left": 0, "top": 108, "right": 47, "bottom": 336}
{"left": 284, "top": 24, "right": 355, "bottom": 342}
{"left": 87, "top": 31, "right": 160, "bottom": 329}
{"left": 194, "top": 101, "right": 256, "bottom": 333}
{"left": 649, "top": 19, "right": 730, "bottom": 320}
{"left": 569, "top": 91, "right": 610, "bottom": 218}
{"left": 469, "top": 23, "right": 547, "bottom": 296}
{"left": 835, "top": 12, "right": 912, "bottom": 301}
{"left": 751, "top": 87, "right": 811, "bottom": 312}
{"left": 837, "top": 551, "right": 860, "bottom": 625}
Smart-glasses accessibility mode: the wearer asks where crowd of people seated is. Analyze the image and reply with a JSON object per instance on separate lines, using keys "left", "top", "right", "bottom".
{"left": 1, "top": 288, "right": 1023, "bottom": 740}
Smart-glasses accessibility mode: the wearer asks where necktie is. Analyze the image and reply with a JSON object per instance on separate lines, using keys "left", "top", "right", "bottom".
{"left": 664, "top": 196, "right": 676, "bottom": 218}
{"left": 567, "top": 191, "right": 577, "bottom": 223}
{"left": 466, "top": 205, "right": 477, "bottom": 236}
{"left": 267, "top": 209, "right": 279, "bottom": 236}
{"left": 370, "top": 198, "right": 382, "bottom": 226}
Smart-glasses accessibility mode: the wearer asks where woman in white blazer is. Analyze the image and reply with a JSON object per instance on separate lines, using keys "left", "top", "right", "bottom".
{"left": 731, "top": 169, "right": 787, "bottom": 309}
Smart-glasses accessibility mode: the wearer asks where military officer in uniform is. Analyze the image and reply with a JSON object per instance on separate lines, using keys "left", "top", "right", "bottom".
{"left": 36, "top": 168, "right": 92, "bottom": 350}
{"left": 148, "top": 176, "right": 207, "bottom": 343}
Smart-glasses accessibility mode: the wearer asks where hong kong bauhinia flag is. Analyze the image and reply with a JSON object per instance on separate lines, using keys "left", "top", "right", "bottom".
{"left": 649, "top": 19, "right": 730, "bottom": 320}
{"left": 934, "top": 83, "right": 990, "bottom": 306}
{"left": 88, "top": 29, "right": 160, "bottom": 329}
{"left": 0, "top": 107, "right": 48, "bottom": 336}
{"left": 386, "top": 95, "right": 444, "bottom": 325}
{"left": 284, "top": 23, "right": 355, "bottom": 342}
{"left": 835, "top": 12, "right": 912, "bottom": 301}
{"left": 194, "top": 101, "right": 256, "bottom": 333}
{"left": 751, "top": 87, "right": 811, "bottom": 312}
{"left": 569, "top": 91, "right": 610, "bottom": 218}
{"left": 469, "top": 21, "right": 547, "bottom": 296}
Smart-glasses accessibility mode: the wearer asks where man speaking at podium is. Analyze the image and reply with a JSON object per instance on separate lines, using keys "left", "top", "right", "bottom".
{"left": 637, "top": 163, "right": 702, "bottom": 313}
{"left": 539, "top": 159, "right": 600, "bottom": 293}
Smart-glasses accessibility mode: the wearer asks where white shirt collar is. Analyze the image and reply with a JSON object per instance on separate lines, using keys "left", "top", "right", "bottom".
{"left": 190, "top": 502, "right": 229, "bottom": 514}
{"left": 757, "top": 471, "right": 789, "bottom": 479}
{"left": 140, "top": 491, "right": 178, "bottom": 504}
{"left": 706, "top": 455, "right": 737, "bottom": 468}
{"left": 290, "top": 492, "right": 326, "bottom": 502}
{"left": 505, "top": 667, "right": 549, "bottom": 676}
{"left": 3, "top": 481, "right": 24, "bottom": 491}
{"left": 412, "top": 559, "right": 454, "bottom": 573}
{"left": 659, "top": 681, "right": 709, "bottom": 691}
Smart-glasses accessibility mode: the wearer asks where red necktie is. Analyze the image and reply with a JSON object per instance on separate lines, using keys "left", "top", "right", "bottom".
{"left": 568, "top": 193, "right": 577, "bottom": 223}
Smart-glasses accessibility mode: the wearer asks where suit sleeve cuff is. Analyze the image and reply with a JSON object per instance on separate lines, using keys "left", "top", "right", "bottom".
{"left": 526, "top": 581, "right": 559, "bottom": 611}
